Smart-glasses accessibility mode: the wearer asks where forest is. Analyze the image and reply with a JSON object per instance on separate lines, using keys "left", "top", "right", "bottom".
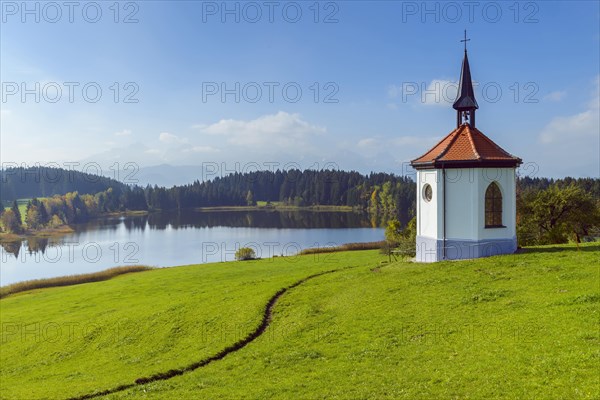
{"left": 1, "top": 167, "right": 599, "bottom": 246}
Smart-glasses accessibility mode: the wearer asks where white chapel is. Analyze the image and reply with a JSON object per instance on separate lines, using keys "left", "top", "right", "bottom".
{"left": 410, "top": 38, "right": 522, "bottom": 262}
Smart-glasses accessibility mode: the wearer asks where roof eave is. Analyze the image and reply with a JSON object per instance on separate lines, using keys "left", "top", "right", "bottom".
{"left": 411, "top": 158, "right": 522, "bottom": 170}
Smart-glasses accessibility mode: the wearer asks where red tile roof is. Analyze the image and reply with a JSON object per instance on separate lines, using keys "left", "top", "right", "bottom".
{"left": 411, "top": 123, "right": 521, "bottom": 169}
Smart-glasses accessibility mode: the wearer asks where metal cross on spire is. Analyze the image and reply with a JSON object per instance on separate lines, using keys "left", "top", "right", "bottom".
{"left": 460, "top": 29, "right": 470, "bottom": 52}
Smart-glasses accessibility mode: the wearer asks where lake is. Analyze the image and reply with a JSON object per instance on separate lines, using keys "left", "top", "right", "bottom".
{"left": 0, "top": 210, "right": 384, "bottom": 285}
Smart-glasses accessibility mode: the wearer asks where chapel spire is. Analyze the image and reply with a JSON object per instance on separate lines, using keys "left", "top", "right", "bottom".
{"left": 453, "top": 30, "right": 479, "bottom": 128}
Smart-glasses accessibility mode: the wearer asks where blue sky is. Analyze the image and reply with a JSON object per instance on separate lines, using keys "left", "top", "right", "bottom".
{"left": 1, "top": 1, "right": 598, "bottom": 180}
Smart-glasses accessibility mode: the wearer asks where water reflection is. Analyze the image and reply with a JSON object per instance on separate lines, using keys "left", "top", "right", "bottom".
{"left": 82, "top": 209, "right": 380, "bottom": 232}
{"left": 1, "top": 236, "right": 63, "bottom": 260}
{"left": 1, "top": 211, "right": 387, "bottom": 259}
{"left": 0, "top": 241, "right": 22, "bottom": 259}
{"left": 1, "top": 210, "right": 385, "bottom": 285}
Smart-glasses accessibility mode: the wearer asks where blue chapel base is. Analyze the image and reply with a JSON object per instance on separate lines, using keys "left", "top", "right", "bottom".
{"left": 415, "top": 235, "right": 517, "bottom": 262}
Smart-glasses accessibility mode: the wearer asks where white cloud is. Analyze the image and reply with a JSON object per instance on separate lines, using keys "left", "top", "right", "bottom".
{"left": 539, "top": 109, "right": 598, "bottom": 144}
{"left": 539, "top": 77, "right": 599, "bottom": 145}
{"left": 114, "top": 129, "right": 132, "bottom": 137}
{"left": 421, "top": 79, "right": 457, "bottom": 106}
{"left": 358, "top": 138, "right": 378, "bottom": 148}
{"left": 145, "top": 149, "right": 161, "bottom": 154}
{"left": 388, "top": 80, "right": 458, "bottom": 106}
{"left": 184, "top": 145, "right": 220, "bottom": 153}
{"left": 199, "top": 111, "right": 326, "bottom": 148}
{"left": 543, "top": 91, "right": 566, "bottom": 102}
{"left": 353, "top": 135, "right": 441, "bottom": 162}
{"left": 392, "top": 135, "right": 440, "bottom": 147}
{"left": 159, "top": 132, "right": 188, "bottom": 144}
{"left": 536, "top": 76, "right": 599, "bottom": 176}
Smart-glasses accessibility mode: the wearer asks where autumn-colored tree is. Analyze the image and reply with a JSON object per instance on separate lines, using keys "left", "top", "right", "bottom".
{"left": 1, "top": 209, "right": 22, "bottom": 234}
{"left": 383, "top": 216, "right": 416, "bottom": 259}
{"left": 25, "top": 204, "right": 41, "bottom": 230}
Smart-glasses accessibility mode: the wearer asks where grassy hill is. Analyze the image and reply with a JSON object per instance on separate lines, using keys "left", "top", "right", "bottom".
{"left": 1, "top": 244, "right": 598, "bottom": 399}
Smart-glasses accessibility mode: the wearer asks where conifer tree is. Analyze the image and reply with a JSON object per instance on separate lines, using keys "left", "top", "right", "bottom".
{"left": 10, "top": 200, "right": 23, "bottom": 231}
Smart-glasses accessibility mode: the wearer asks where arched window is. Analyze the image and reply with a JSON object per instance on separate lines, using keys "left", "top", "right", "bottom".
{"left": 485, "top": 182, "right": 503, "bottom": 227}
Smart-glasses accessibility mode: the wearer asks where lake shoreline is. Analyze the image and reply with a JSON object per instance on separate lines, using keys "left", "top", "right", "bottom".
{"left": 0, "top": 240, "right": 386, "bottom": 296}
{"left": 0, "top": 210, "right": 150, "bottom": 244}
{"left": 0, "top": 265, "right": 153, "bottom": 299}
{"left": 0, "top": 206, "right": 364, "bottom": 244}
{"left": 1, "top": 209, "right": 385, "bottom": 286}
{"left": 194, "top": 204, "right": 359, "bottom": 212}
{"left": 0, "top": 225, "right": 75, "bottom": 243}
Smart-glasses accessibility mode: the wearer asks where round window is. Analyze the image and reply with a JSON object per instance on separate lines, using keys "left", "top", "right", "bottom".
{"left": 423, "top": 184, "right": 433, "bottom": 202}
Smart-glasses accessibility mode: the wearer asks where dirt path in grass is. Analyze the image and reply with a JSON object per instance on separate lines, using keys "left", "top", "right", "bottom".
{"left": 69, "top": 267, "right": 352, "bottom": 400}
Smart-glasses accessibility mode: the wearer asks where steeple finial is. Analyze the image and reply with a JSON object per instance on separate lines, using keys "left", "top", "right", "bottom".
{"left": 453, "top": 31, "right": 478, "bottom": 128}
{"left": 461, "top": 29, "right": 470, "bottom": 52}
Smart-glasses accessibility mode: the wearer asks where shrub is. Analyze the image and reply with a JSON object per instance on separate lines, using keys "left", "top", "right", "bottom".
{"left": 382, "top": 217, "right": 416, "bottom": 259}
{"left": 235, "top": 247, "right": 256, "bottom": 261}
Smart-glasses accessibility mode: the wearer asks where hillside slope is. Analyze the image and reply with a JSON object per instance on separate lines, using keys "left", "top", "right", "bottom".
{"left": 1, "top": 245, "right": 598, "bottom": 399}
{"left": 0, "top": 167, "right": 129, "bottom": 203}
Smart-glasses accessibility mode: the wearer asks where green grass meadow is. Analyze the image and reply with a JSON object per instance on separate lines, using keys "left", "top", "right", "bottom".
{"left": 1, "top": 244, "right": 598, "bottom": 399}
